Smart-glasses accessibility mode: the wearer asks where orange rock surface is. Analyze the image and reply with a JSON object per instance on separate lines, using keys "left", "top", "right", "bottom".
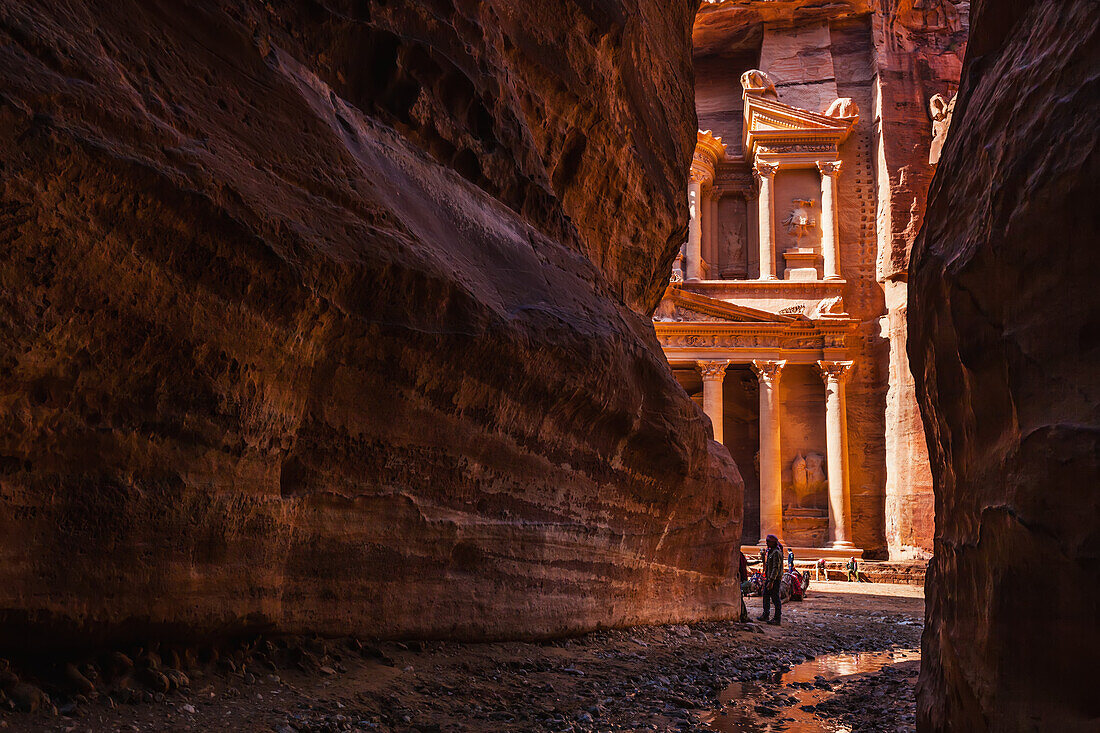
{"left": 910, "top": 0, "right": 1099, "bottom": 728}
{"left": 0, "top": 0, "right": 742, "bottom": 647}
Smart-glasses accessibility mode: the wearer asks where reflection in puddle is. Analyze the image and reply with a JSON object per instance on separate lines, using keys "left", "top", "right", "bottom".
{"left": 699, "top": 648, "right": 920, "bottom": 732}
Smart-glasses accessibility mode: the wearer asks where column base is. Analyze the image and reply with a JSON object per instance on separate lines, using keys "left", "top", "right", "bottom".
{"left": 829, "top": 540, "right": 857, "bottom": 549}
{"left": 758, "top": 275, "right": 779, "bottom": 281}
{"left": 823, "top": 274, "right": 843, "bottom": 281}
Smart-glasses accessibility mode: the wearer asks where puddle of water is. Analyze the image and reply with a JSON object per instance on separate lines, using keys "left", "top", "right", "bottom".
{"left": 699, "top": 648, "right": 920, "bottom": 732}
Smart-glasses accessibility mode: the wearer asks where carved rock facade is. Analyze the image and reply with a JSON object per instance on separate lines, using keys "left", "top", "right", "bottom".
{"left": 669, "top": 0, "right": 968, "bottom": 558}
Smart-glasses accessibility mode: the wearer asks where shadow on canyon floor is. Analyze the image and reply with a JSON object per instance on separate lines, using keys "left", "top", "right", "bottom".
{"left": 0, "top": 583, "right": 922, "bottom": 732}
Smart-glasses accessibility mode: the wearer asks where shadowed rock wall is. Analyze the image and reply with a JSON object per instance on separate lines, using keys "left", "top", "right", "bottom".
{"left": 0, "top": 0, "right": 743, "bottom": 648}
{"left": 910, "top": 0, "right": 1099, "bottom": 728}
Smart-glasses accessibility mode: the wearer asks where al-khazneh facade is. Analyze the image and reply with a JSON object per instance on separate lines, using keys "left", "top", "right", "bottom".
{"left": 658, "top": 5, "right": 967, "bottom": 559}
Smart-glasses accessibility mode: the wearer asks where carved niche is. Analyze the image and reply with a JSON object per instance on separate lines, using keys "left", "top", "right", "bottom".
{"left": 718, "top": 197, "right": 749, "bottom": 278}
{"left": 787, "top": 451, "right": 827, "bottom": 511}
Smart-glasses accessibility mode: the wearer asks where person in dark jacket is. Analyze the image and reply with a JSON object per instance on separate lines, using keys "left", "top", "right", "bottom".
{"left": 758, "top": 534, "right": 783, "bottom": 625}
{"left": 738, "top": 551, "right": 750, "bottom": 622}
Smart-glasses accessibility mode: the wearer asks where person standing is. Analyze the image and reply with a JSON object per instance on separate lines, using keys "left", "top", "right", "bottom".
{"left": 758, "top": 534, "right": 783, "bottom": 625}
{"left": 787, "top": 548, "right": 795, "bottom": 574}
{"left": 738, "top": 551, "right": 750, "bottom": 622}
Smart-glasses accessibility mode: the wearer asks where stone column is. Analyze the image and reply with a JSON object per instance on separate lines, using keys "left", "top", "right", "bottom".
{"left": 754, "top": 162, "right": 779, "bottom": 280}
{"left": 817, "top": 161, "right": 842, "bottom": 280}
{"left": 706, "top": 190, "right": 720, "bottom": 276}
{"left": 697, "top": 361, "right": 729, "bottom": 443}
{"left": 752, "top": 359, "right": 786, "bottom": 542}
{"left": 817, "top": 360, "right": 856, "bottom": 548}
{"left": 686, "top": 178, "right": 703, "bottom": 281}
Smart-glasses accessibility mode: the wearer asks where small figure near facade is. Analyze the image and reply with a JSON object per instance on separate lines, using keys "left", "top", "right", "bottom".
{"left": 740, "top": 69, "right": 777, "bottom": 98}
{"left": 928, "top": 92, "right": 957, "bottom": 165}
{"left": 847, "top": 556, "right": 859, "bottom": 582}
{"left": 824, "top": 97, "right": 859, "bottom": 119}
{"left": 787, "top": 548, "right": 795, "bottom": 573}
{"left": 758, "top": 534, "right": 784, "bottom": 625}
{"left": 792, "top": 453, "right": 808, "bottom": 491}
{"left": 738, "top": 551, "right": 751, "bottom": 622}
{"left": 782, "top": 198, "right": 816, "bottom": 243}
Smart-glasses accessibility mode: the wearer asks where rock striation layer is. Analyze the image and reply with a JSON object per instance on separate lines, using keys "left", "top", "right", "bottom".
{"left": 0, "top": 0, "right": 743, "bottom": 648}
{"left": 910, "top": 0, "right": 1099, "bottom": 729}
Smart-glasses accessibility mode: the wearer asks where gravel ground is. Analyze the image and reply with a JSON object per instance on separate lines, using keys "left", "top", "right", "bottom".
{"left": 0, "top": 581, "right": 924, "bottom": 732}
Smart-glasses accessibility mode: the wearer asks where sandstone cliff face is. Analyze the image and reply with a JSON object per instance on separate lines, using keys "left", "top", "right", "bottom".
{"left": 0, "top": 0, "right": 743, "bottom": 648}
{"left": 872, "top": 0, "right": 966, "bottom": 561}
{"left": 910, "top": 0, "right": 1099, "bottom": 729}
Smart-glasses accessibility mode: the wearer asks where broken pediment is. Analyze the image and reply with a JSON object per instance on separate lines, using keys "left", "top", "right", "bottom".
{"left": 653, "top": 288, "right": 794, "bottom": 324}
{"left": 740, "top": 74, "right": 859, "bottom": 162}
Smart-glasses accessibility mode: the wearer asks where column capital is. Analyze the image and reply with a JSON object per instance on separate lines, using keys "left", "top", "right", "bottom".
{"left": 697, "top": 360, "right": 730, "bottom": 381}
{"left": 751, "top": 359, "right": 786, "bottom": 383}
{"left": 689, "top": 164, "right": 713, "bottom": 186}
{"left": 753, "top": 160, "right": 779, "bottom": 178}
{"left": 816, "top": 360, "right": 855, "bottom": 383}
{"left": 816, "top": 160, "right": 842, "bottom": 176}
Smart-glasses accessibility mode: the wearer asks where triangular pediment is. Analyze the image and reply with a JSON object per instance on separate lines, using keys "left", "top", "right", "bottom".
{"left": 743, "top": 95, "right": 857, "bottom": 158}
{"left": 745, "top": 96, "right": 853, "bottom": 134}
{"left": 653, "top": 288, "right": 795, "bottom": 324}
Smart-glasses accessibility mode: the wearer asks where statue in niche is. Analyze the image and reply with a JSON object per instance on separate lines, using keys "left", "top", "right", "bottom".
{"left": 929, "top": 92, "right": 957, "bottom": 165}
{"left": 806, "top": 453, "right": 825, "bottom": 485}
{"left": 740, "top": 69, "right": 778, "bottom": 99}
{"left": 808, "top": 295, "right": 847, "bottom": 319}
{"left": 824, "top": 97, "right": 859, "bottom": 119}
{"left": 720, "top": 216, "right": 747, "bottom": 278}
{"left": 782, "top": 199, "right": 816, "bottom": 244}
{"left": 789, "top": 452, "right": 827, "bottom": 508}
{"left": 792, "top": 454, "right": 808, "bottom": 490}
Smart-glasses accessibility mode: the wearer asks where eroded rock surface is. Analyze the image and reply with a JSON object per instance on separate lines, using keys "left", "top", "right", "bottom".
{"left": 910, "top": 0, "right": 1099, "bottom": 729}
{"left": 0, "top": 0, "right": 742, "bottom": 647}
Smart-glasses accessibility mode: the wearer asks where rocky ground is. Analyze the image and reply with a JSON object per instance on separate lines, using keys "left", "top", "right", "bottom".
{"left": 0, "top": 582, "right": 924, "bottom": 732}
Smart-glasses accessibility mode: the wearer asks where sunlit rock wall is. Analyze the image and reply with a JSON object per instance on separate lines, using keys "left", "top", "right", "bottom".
{"left": 0, "top": 0, "right": 743, "bottom": 648}
{"left": 910, "top": 0, "right": 1099, "bottom": 728}
{"left": 872, "top": 0, "right": 967, "bottom": 560}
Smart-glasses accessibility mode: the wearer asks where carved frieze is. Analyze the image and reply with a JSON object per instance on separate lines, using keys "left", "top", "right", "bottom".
{"left": 655, "top": 328, "right": 850, "bottom": 351}
{"left": 757, "top": 144, "right": 836, "bottom": 155}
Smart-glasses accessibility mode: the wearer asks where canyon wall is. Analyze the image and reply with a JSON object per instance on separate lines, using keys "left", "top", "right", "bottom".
{"left": 0, "top": 0, "right": 743, "bottom": 649}
{"left": 872, "top": 0, "right": 967, "bottom": 561}
{"left": 910, "top": 0, "right": 1099, "bottom": 729}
